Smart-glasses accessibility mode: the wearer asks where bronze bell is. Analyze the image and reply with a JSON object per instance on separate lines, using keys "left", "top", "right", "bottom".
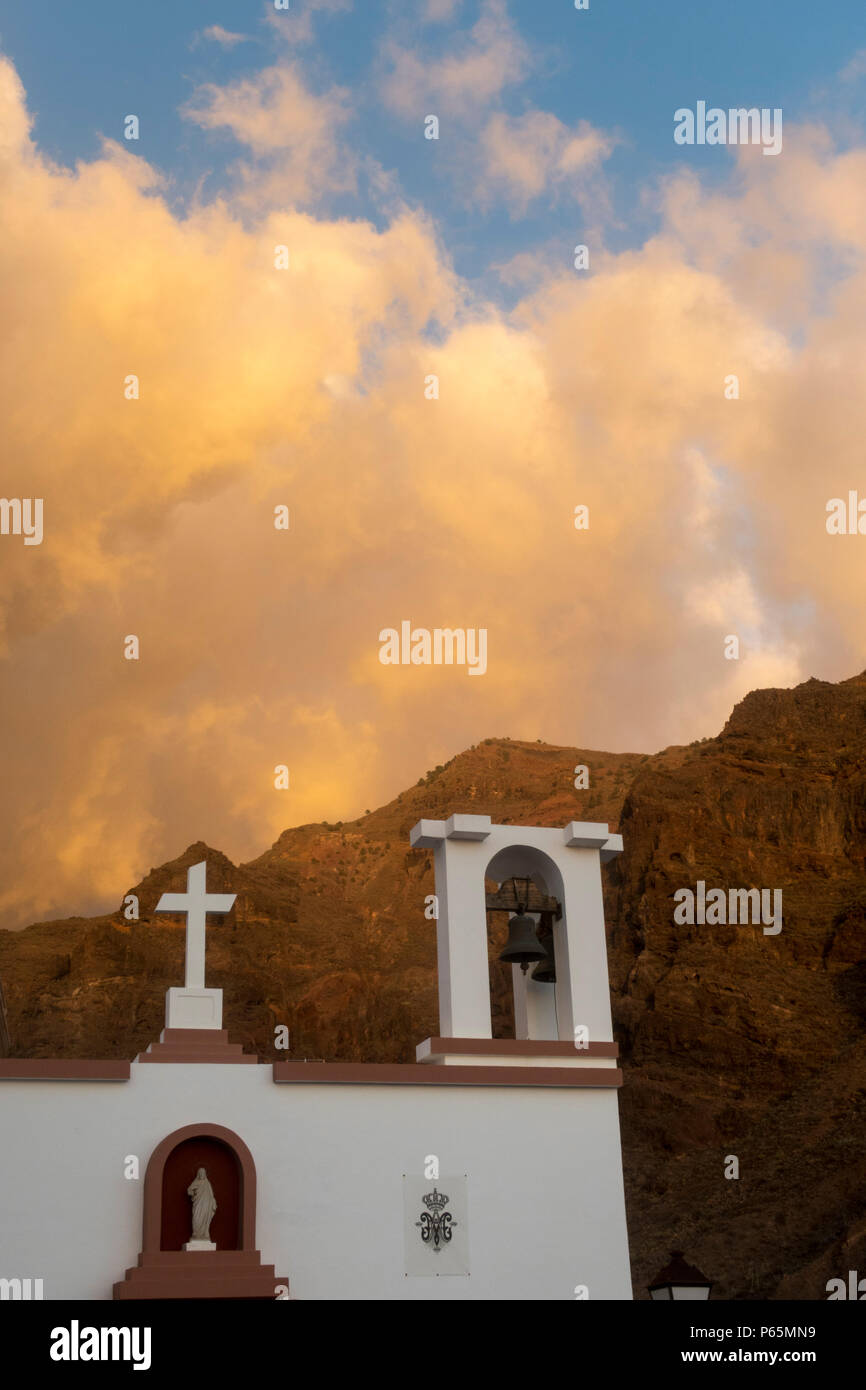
{"left": 530, "top": 910, "right": 556, "bottom": 983}
{"left": 531, "top": 933, "right": 556, "bottom": 984}
{"left": 499, "top": 912, "right": 545, "bottom": 969}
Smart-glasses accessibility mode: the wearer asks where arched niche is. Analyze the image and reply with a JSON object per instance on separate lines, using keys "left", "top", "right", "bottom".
{"left": 142, "top": 1123, "right": 257, "bottom": 1255}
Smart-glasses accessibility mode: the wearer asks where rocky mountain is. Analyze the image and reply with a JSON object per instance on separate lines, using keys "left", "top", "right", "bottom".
{"left": 2, "top": 673, "right": 865, "bottom": 1300}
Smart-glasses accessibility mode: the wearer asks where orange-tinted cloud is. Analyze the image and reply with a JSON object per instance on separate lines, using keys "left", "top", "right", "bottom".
{"left": 197, "top": 25, "right": 249, "bottom": 49}
{"left": 380, "top": 0, "right": 529, "bottom": 118}
{"left": 478, "top": 110, "right": 615, "bottom": 215}
{"left": 1, "top": 50, "right": 866, "bottom": 929}
{"left": 184, "top": 61, "right": 355, "bottom": 204}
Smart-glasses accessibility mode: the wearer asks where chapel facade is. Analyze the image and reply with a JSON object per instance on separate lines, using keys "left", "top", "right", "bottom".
{"left": 0, "top": 815, "right": 632, "bottom": 1301}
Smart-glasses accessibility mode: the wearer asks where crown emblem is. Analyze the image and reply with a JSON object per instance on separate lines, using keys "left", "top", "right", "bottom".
{"left": 421, "top": 1188, "right": 450, "bottom": 1214}
{"left": 415, "top": 1187, "right": 457, "bottom": 1251}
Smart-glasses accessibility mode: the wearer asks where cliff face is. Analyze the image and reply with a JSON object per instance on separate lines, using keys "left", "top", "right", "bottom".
{"left": 607, "top": 672, "right": 866, "bottom": 1299}
{"left": 1, "top": 676, "right": 865, "bottom": 1299}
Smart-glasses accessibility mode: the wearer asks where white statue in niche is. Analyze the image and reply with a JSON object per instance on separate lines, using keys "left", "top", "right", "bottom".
{"left": 187, "top": 1167, "right": 217, "bottom": 1244}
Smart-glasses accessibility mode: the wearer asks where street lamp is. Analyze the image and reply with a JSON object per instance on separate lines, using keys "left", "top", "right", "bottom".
{"left": 648, "top": 1251, "right": 712, "bottom": 1300}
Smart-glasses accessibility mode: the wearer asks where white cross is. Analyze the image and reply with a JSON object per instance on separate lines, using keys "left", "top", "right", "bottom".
{"left": 155, "top": 861, "right": 236, "bottom": 990}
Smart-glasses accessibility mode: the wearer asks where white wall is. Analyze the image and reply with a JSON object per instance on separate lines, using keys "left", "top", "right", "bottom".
{"left": 0, "top": 1064, "right": 633, "bottom": 1301}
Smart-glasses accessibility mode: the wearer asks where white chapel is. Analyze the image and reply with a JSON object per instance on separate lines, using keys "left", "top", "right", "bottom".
{"left": 0, "top": 815, "right": 633, "bottom": 1300}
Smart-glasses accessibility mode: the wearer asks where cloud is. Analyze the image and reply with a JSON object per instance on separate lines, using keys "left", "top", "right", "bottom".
{"left": 2, "top": 51, "right": 866, "bottom": 930}
{"left": 478, "top": 110, "right": 615, "bottom": 215}
{"left": 380, "top": 0, "right": 529, "bottom": 118}
{"left": 425, "top": 0, "right": 463, "bottom": 20}
{"left": 197, "top": 25, "right": 249, "bottom": 49}
{"left": 839, "top": 48, "right": 866, "bottom": 83}
{"left": 377, "top": 7, "right": 612, "bottom": 215}
{"left": 0, "top": 54, "right": 32, "bottom": 157}
{"left": 265, "top": 0, "right": 353, "bottom": 48}
{"left": 183, "top": 61, "right": 355, "bottom": 204}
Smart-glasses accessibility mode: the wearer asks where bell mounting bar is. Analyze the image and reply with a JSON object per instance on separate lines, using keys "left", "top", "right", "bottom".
{"left": 485, "top": 880, "right": 562, "bottom": 919}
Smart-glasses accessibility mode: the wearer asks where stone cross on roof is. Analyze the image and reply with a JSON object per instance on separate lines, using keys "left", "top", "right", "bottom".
{"left": 155, "top": 860, "right": 236, "bottom": 1031}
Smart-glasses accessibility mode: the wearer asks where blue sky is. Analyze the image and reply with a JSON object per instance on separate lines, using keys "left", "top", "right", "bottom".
{"left": 3, "top": 0, "right": 864, "bottom": 282}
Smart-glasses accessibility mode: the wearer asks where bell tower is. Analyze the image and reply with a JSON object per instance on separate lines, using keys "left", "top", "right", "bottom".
{"left": 410, "top": 815, "right": 623, "bottom": 1071}
{"left": 409, "top": 813, "right": 633, "bottom": 1299}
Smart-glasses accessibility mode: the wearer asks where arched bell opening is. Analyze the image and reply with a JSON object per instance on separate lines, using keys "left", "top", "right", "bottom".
{"left": 484, "top": 846, "right": 564, "bottom": 1043}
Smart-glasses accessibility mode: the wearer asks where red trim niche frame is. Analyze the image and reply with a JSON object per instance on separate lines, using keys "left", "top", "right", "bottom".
{"left": 113, "top": 1122, "right": 289, "bottom": 1300}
